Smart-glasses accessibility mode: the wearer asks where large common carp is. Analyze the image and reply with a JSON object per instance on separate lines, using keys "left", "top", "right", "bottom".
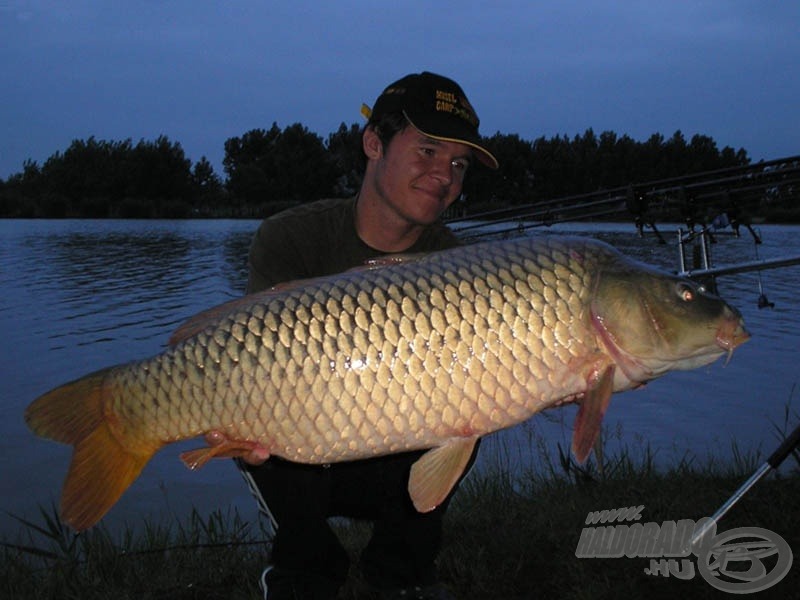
{"left": 25, "top": 235, "right": 748, "bottom": 531}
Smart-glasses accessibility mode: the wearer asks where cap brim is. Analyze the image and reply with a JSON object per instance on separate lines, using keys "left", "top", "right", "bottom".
{"left": 404, "top": 112, "right": 499, "bottom": 170}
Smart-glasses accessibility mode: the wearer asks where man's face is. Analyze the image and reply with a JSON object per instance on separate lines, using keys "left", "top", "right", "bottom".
{"left": 370, "top": 126, "right": 472, "bottom": 226}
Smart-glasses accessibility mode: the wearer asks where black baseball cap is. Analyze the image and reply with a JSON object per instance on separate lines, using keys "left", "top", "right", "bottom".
{"left": 363, "top": 71, "right": 499, "bottom": 169}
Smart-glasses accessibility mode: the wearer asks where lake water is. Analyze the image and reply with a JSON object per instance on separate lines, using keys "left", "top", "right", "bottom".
{"left": 2, "top": 219, "right": 799, "bottom": 538}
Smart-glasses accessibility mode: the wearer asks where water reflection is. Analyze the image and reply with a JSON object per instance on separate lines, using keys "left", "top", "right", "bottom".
{"left": 7, "top": 222, "right": 254, "bottom": 353}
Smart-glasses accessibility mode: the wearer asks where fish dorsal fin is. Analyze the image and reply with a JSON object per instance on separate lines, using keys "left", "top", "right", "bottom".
{"left": 362, "top": 253, "right": 428, "bottom": 268}
{"left": 408, "top": 437, "right": 477, "bottom": 512}
{"left": 571, "top": 365, "right": 615, "bottom": 463}
{"left": 168, "top": 295, "right": 259, "bottom": 346}
{"left": 167, "top": 281, "right": 311, "bottom": 346}
{"left": 168, "top": 255, "right": 424, "bottom": 347}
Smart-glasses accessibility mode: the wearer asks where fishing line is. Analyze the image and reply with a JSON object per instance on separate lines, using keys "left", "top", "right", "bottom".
{"left": 752, "top": 229, "right": 775, "bottom": 309}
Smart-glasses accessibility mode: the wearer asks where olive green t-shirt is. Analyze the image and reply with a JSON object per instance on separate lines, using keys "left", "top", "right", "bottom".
{"left": 246, "top": 197, "right": 460, "bottom": 294}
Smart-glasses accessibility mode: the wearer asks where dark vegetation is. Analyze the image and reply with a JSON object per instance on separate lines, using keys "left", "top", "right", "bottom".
{"left": 3, "top": 431, "right": 798, "bottom": 599}
{"left": 5, "top": 124, "right": 797, "bottom": 222}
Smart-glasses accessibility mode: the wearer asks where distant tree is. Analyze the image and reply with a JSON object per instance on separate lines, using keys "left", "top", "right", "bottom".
{"left": 192, "top": 156, "right": 222, "bottom": 191}
{"left": 0, "top": 160, "right": 46, "bottom": 216}
{"left": 572, "top": 128, "right": 599, "bottom": 192}
{"left": 26, "top": 135, "right": 194, "bottom": 216}
{"left": 40, "top": 137, "right": 130, "bottom": 211}
{"left": 0, "top": 123, "right": 756, "bottom": 218}
{"left": 126, "top": 136, "right": 193, "bottom": 204}
{"left": 277, "top": 123, "right": 336, "bottom": 200}
{"left": 224, "top": 123, "right": 336, "bottom": 206}
{"left": 190, "top": 156, "right": 225, "bottom": 213}
{"left": 326, "top": 122, "right": 364, "bottom": 197}
{"left": 530, "top": 134, "right": 575, "bottom": 199}
{"left": 687, "top": 134, "right": 723, "bottom": 172}
{"left": 521, "top": 129, "right": 749, "bottom": 204}
{"left": 466, "top": 133, "right": 534, "bottom": 206}
{"left": 595, "top": 130, "right": 628, "bottom": 188}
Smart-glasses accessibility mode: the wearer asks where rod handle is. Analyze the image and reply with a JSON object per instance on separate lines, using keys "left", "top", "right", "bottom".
{"left": 767, "top": 422, "right": 800, "bottom": 469}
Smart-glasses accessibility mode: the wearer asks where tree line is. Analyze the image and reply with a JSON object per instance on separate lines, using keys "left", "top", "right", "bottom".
{"left": 0, "top": 124, "right": 750, "bottom": 219}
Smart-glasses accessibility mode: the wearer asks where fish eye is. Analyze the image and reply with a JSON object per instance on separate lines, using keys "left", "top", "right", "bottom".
{"left": 676, "top": 282, "right": 695, "bottom": 302}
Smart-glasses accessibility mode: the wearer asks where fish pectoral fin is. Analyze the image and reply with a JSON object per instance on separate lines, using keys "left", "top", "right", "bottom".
{"left": 408, "top": 437, "right": 477, "bottom": 513}
{"left": 179, "top": 439, "right": 270, "bottom": 470}
{"left": 571, "top": 364, "right": 615, "bottom": 464}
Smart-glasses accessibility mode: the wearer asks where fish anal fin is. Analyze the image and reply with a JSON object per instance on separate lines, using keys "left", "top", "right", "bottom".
{"left": 571, "top": 365, "right": 615, "bottom": 464}
{"left": 180, "top": 439, "right": 270, "bottom": 470}
{"left": 409, "top": 437, "right": 477, "bottom": 512}
{"left": 25, "top": 369, "right": 162, "bottom": 531}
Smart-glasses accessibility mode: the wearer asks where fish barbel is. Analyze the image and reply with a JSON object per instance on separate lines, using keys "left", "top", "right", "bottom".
{"left": 25, "top": 235, "right": 748, "bottom": 530}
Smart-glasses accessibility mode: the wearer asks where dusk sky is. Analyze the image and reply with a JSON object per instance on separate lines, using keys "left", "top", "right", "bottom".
{"left": 3, "top": 1, "right": 798, "bottom": 180}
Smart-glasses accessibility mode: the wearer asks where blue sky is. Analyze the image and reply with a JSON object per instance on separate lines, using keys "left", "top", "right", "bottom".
{"left": 2, "top": 1, "right": 798, "bottom": 180}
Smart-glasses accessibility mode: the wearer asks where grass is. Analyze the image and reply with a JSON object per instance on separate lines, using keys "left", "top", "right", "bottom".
{"left": 1, "top": 507, "right": 270, "bottom": 600}
{"left": 3, "top": 420, "right": 799, "bottom": 600}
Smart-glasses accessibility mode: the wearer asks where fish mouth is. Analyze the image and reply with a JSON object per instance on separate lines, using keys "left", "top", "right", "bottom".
{"left": 715, "top": 313, "right": 750, "bottom": 362}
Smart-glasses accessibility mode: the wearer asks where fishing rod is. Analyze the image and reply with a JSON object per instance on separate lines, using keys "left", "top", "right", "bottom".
{"left": 680, "top": 254, "right": 800, "bottom": 279}
{"left": 690, "top": 422, "right": 800, "bottom": 547}
{"left": 449, "top": 194, "right": 628, "bottom": 234}
{"left": 447, "top": 155, "right": 800, "bottom": 242}
{"left": 456, "top": 206, "right": 629, "bottom": 243}
{"left": 673, "top": 224, "right": 800, "bottom": 308}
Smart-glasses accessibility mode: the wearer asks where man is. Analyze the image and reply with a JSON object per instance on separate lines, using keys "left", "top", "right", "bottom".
{"left": 215, "top": 72, "right": 498, "bottom": 600}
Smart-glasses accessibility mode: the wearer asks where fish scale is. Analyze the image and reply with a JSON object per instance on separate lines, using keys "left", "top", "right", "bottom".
{"left": 121, "top": 237, "right": 598, "bottom": 459}
{"left": 25, "top": 235, "right": 748, "bottom": 530}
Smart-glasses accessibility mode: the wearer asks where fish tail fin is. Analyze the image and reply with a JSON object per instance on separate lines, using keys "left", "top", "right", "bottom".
{"left": 25, "top": 368, "right": 161, "bottom": 531}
